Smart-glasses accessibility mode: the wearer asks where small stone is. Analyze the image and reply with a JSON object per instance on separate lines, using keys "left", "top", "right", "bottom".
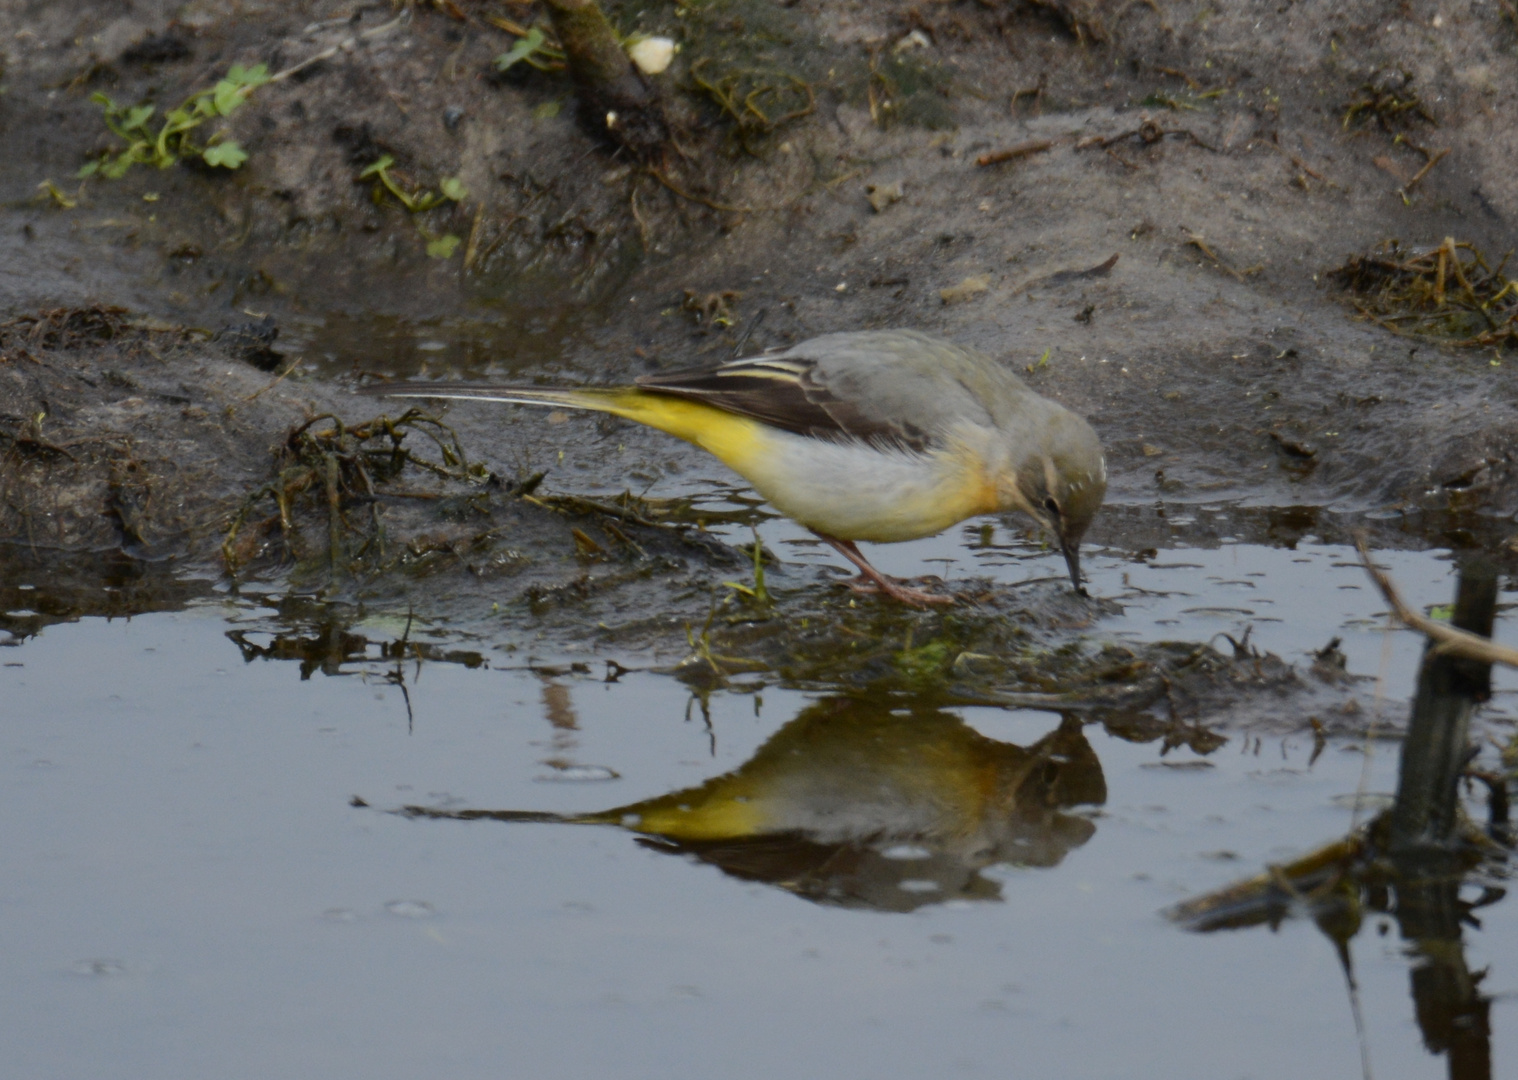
{"left": 866, "top": 181, "right": 904, "bottom": 212}
{"left": 627, "top": 36, "right": 677, "bottom": 76}
{"left": 939, "top": 275, "right": 990, "bottom": 304}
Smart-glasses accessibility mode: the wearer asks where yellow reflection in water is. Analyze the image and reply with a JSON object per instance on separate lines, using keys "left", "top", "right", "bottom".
{"left": 407, "top": 697, "right": 1106, "bottom": 911}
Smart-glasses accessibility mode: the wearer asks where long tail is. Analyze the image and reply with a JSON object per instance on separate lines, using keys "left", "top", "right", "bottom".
{"left": 357, "top": 381, "right": 629, "bottom": 415}
{"left": 356, "top": 381, "right": 767, "bottom": 467}
{"left": 393, "top": 803, "right": 630, "bottom": 827}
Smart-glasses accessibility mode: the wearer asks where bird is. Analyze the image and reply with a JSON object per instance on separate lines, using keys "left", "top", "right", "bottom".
{"left": 357, "top": 329, "right": 1106, "bottom": 606}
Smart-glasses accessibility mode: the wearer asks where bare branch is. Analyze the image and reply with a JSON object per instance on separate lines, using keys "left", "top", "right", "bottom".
{"left": 1354, "top": 534, "right": 1518, "bottom": 669}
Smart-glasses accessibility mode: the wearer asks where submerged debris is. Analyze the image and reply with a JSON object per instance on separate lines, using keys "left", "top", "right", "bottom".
{"left": 1328, "top": 238, "right": 1518, "bottom": 348}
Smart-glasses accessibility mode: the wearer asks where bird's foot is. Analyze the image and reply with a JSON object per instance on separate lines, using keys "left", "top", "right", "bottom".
{"left": 845, "top": 574, "right": 955, "bottom": 607}
{"left": 813, "top": 531, "right": 955, "bottom": 607}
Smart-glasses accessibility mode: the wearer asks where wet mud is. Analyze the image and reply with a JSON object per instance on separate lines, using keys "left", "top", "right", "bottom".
{"left": 4, "top": 0, "right": 1518, "bottom": 732}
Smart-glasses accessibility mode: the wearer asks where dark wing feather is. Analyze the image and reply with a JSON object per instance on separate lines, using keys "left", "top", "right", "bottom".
{"left": 634, "top": 356, "right": 933, "bottom": 452}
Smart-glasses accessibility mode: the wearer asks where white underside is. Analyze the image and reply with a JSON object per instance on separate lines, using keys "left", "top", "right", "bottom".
{"left": 736, "top": 429, "right": 969, "bottom": 543}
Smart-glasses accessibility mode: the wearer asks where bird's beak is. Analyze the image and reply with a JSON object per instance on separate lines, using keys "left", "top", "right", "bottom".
{"left": 1060, "top": 537, "right": 1087, "bottom": 597}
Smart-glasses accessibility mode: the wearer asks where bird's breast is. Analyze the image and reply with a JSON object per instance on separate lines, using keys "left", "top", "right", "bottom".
{"left": 733, "top": 428, "right": 998, "bottom": 543}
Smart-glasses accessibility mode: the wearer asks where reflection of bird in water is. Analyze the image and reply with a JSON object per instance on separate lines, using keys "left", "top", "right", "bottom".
{"left": 360, "top": 329, "right": 1106, "bottom": 605}
{"left": 400, "top": 697, "right": 1106, "bottom": 912}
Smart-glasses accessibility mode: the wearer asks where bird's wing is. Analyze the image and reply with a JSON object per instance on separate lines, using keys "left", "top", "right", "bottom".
{"left": 635, "top": 331, "right": 1011, "bottom": 452}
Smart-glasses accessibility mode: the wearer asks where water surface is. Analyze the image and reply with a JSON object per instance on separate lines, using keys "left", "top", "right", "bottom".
{"left": 4, "top": 536, "right": 1514, "bottom": 1079}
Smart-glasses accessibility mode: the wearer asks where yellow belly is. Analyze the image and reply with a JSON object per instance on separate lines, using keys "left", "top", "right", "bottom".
{"left": 597, "top": 390, "right": 998, "bottom": 542}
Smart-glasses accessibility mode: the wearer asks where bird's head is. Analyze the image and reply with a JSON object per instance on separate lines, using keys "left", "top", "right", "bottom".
{"left": 1006, "top": 412, "right": 1106, "bottom": 594}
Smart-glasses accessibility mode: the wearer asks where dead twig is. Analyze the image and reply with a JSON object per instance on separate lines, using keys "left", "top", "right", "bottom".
{"left": 1265, "top": 133, "right": 1340, "bottom": 188}
{"left": 1355, "top": 535, "right": 1518, "bottom": 670}
{"left": 1152, "top": 65, "right": 1200, "bottom": 90}
{"left": 1183, "top": 232, "right": 1261, "bottom": 282}
{"left": 644, "top": 167, "right": 758, "bottom": 214}
{"left": 1401, "top": 146, "right": 1450, "bottom": 196}
{"left": 1076, "top": 119, "right": 1217, "bottom": 154}
{"left": 975, "top": 139, "right": 1054, "bottom": 167}
{"left": 1104, "top": 146, "right": 1139, "bottom": 170}
{"left": 1009, "top": 77, "right": 1045, "bottom": 115}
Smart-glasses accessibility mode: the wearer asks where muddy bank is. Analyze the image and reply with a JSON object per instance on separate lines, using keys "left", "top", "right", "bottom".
{"left": 4, "top": 0, "right": 1518, "bottom": 520}
{"left": 3, "top": 0, "right": 1518, "bottom": 735}
{"left": 0, "top": 312, "right": 1386, "bottom": 737}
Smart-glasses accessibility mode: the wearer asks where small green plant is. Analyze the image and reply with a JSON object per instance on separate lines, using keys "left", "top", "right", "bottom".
{"left": 722, "top": 531, "right": 772, "bottom": 605}
{"left": 494, "top": 27, "right": 565, "bottom": 73}
{"left": 359, "top": 156, "right": 469, "bottom": 259}
{"left": 359, "top": 155, "right": 465, "bottom": 212}
{"left": 79, "top": 63, "right": 271, "bottom": 179}
{"left": 35, "top": 179, "right": 77, "bottom": 208}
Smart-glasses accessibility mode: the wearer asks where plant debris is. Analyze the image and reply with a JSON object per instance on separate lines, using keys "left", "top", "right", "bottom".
{"left": 222, "top": 409, "right": 491, "bottom": 576}
{"left": 1076, "top": 119, "right": 1217, "bottom": 168}
{"left": 1342, "top": 69, "right": 1436, "bottom": 133}
{"left": 0, "top": 306, "right": 135, "bottom": 353}
{"left": 1328, "top": 237, "right": 1518, "bottom": 349}
{"left": 689, "top": 58, "right": 815, "bottom": 151}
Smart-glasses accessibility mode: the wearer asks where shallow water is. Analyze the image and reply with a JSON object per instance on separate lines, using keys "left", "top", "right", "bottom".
{"left": 4, "top": 531, "right": 1515, "bottom": 1080}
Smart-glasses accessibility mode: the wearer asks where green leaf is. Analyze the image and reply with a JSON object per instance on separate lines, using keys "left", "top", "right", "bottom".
{"left": 202, "top": 141, "right": 249, "bottom": 169}
{"left": 90, "top": 91, "right": 115, "bottom": 109}
{"left": 494, "top": 28, "right": 546, "bottom": 72}
{"left": 426, "top": 234, "right": 462, "bottom": 259}
{"left": 359, "top": 154, "right": 395, "bottom": 179}
{"left": 439, "top": 177, "right": 467, "bottom": 202}
{"left": 532, "top": 99, "right": 561, "bottom": 121}
{"left": 102, "top": 155, "right": 136, "bottom": 179}
{"left": 226, "top": 63, "right": 271, "bottom": 88}
{"left": 212, "top": 79, "right": 245, "bottom": 116}
{"left": 122, "top": 104, "right": 155, "bottom": 131}
{"left": 77, "top": 160, "right": 101, "bottom": 178}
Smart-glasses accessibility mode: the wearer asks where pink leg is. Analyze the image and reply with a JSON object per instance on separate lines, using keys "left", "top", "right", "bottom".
{"left": 813, "top": 532, "right": 954, "bottom": 607}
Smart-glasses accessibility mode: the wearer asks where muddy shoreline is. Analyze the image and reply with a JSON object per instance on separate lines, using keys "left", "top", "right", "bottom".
{"left": 4, "top": 0, "right": 1518, "bottom": 729}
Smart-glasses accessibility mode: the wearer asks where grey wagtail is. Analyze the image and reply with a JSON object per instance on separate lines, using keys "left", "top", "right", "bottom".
{"left": 358, "top": 329, "right": 1106, "bottom": 605}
